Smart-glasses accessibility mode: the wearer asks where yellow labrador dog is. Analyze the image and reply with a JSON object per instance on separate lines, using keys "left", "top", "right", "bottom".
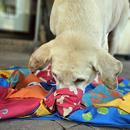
{"left": 29, "top": 0, "right": 129, "bottom": 91}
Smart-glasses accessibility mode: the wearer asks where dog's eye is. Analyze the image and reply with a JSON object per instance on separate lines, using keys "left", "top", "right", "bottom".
{"left": 52, "top": 72, "right": 57, "bottom": 78}
{"left": 74, "top": 78, "right": 85, "bottom": 84}
{"left": 115, "top": 71, "right": 120, "bottom": 76}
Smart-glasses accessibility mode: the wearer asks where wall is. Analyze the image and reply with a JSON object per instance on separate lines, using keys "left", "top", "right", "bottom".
{"left": 0, "top": 0, "right": 31, "bottom": 32}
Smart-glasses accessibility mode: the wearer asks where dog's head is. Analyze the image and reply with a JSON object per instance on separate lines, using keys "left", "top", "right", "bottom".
{"left": 29, "top": 33, "right": 122, "bottom": 90}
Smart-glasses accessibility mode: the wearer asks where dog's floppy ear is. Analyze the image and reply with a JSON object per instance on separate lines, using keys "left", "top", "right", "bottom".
{"left": 28, "top": 40, "right": 54, "bottom": 72}
{"left": 92, "top": 48, "right": 123, "bottom": 88}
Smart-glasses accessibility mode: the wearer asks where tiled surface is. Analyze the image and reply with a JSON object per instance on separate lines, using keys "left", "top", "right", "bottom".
{"left": 0, "top": 51, "right": 31, "bottom": 67}
{"left": 120, "top": 61, "right": 130, "bottom": 79}
{"left": 0, "top": 120, "right": 64, "bottom": 130}
{"left": 0, "top": 39, "right": 34, "bottom": 53}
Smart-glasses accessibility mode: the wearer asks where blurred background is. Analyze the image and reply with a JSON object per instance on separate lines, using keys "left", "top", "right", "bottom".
{"left": 0, "top": 0, "right": 130, "bottom": 75}
{"left": 0, "top": 0, "right": 54, "bottom": 67}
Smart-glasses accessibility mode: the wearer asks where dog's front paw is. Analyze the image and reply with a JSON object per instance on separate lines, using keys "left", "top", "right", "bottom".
{"left": 28, "top": 43, "right": 51, "bottom": 72}
{"left": 28, "top": 50, "right": 44, "bottom": 72}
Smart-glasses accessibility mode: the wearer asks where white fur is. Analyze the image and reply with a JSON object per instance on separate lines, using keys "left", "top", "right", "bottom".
{"left": 29, "top": 0, "right": 129, "bottom": 90}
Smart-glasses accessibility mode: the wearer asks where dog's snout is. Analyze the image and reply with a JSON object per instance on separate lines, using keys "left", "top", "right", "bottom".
{"left": 58, "top": 83, "right": 74, "bottom": 89}
{"left": 57, "top": 79, "right": 82, "bottom": 89}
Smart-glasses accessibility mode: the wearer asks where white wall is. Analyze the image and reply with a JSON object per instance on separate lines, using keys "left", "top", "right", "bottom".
{"left": 0, "top": 0, "right": 31, "bottom": 32}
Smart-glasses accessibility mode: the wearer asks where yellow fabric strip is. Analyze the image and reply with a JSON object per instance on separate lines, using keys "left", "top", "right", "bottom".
{"left": 94, "top": 92, "right": 130, "bottom": 113}
{"left": 0, "top": 70, "right": 14, "bottom": 78}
